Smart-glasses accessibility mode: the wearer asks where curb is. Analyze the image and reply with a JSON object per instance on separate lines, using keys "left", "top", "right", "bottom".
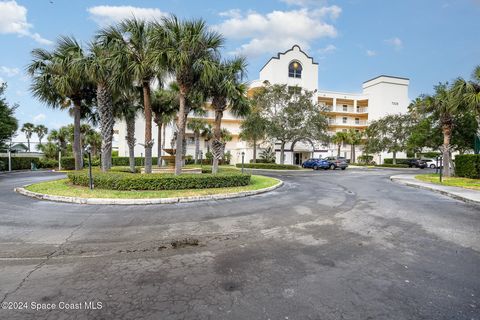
{"left": 14, "top": 179, "right": 284, "bottom": 205}
{"left": 390, "top": 176, "right": 480, "bottom": 206}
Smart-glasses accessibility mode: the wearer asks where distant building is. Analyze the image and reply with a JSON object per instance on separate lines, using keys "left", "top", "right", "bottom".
{"left": 114, "top": 45, "right": 410, "bottom": 165}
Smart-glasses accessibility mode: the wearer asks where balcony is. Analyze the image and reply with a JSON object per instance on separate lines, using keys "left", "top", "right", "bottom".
{"left": 320, "top": 104, "right": 368, "bottom": 114}
{"left": 328, "top": 119, "right": 369, "bottom": 126}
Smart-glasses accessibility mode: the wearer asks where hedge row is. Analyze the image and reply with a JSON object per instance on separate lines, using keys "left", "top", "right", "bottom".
{"left": 384, "top": 158, "right": 411, "bottom": 165}
{"left": 236, "top": 163, "right": 300, "bottom": 170}
{"left": 0, "top": 157, "right": 58, "bottom": 171}
{"left": 376, "top": 164, "right": 409, "bottom": 168}
{"left": 67, "top": 171, "right": 251, "bottom": 190}
{"left": 249, "top": 159, "right": 275, "bottom": 164}
{"left": 455, "top": 154, "right": 480, "bottom": 179}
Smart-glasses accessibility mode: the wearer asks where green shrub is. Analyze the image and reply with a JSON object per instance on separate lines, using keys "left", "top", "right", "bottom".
{"left": 112, "top": 150, "right": 119, "bottom": 157}
{"left": 249, "top": 159, "right": 275, "bottom": 164}
{"left": 38, "top": 158, "right": 58, "bottom": 169}
{"left": 67, "top": 171, "right": 251, "bottom": 190}
{"left": 60, "top": 157, "right": 76, "bottom": 170}
{"left": 111, "top": 157, "right": 158, "bottom": 166}
{"left": 0, "top": 157, "right": 42, "bottom": 171}
{"left": 455, "top": 154, "right": 480, "bottom": 179}
{"left": 236, "top": 163, "right": 300, "bottom": 170}
{"left": 384, "top": 158, "right": 412, "bottom": 165}
{"left": 110, "top": 166, "right": 140, "bottom": 173}
{"left": 376, "top": 164, "right": 409, "bottom": 168}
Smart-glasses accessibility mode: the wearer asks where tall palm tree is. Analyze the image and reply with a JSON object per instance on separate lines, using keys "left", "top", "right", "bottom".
{"left": 151, "top": 15, "right": 224, "bottom": 175}
{"left": 84, "top": 130, "right": 102, "bottom": 158}
{"left": 27, "top": 36, "right": 95, "bottom": 170}
{"left": 21, "top": 122, "right": 35, "bottom": 151}
{"left": 48, "top": 126, "right": 70, "bottom": 154}
{"left": 102, "top": 18, "right": 159, "bottom": 173}
{"left": 187, "top": 118, "right": 207, "bottom": 164}
{"left": 413, "top": 83, "right": 464, "bottom": 176}
{"left": 151, "top": 87, "right": 178, "bottom": 166}
{"left": 346, "top": 129, "right": 363, "bottom": 163}
{"left": 240, "top": 106, "right": 267, "bottom": 163}
{"left": 331, "top": 131, "right": 348, "bottom": 157}
{"left": 201, "top": 123, "right": 213, "bottom": 154}
{"left": 34, "top": 124, "right": 48, "bottom": 145}
{"left": 207, "top": 57, "right": 250, "bottom": 174}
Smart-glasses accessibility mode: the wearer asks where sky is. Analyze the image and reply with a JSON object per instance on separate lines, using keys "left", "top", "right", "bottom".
{"left": 0, "top": 0, "right": 479, "bottom": 143}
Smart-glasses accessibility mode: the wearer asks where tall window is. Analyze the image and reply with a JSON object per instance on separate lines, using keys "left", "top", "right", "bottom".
{"left": 342, "top": 117, "right": 348, "bottom": 124}
{"left": 288, "top": 61, "right": 302, "bottom": 78}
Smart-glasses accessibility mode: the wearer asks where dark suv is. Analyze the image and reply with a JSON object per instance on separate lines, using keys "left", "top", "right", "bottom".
{"left": 324, "top": 156, "right": 348, "bottom": 170}
{"left": 407, "top": 159, "right": 427, "bottom": 169}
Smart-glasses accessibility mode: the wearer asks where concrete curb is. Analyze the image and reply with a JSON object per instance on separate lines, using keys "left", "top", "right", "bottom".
{"left": 390, "top": 175, "right": 480, "bottom": 206}
{"left": 14, "top": 179, "right": 284, "bottom": 205}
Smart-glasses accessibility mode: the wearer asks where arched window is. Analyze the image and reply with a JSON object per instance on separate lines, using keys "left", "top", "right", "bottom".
{"left": 288, "top": 61, "right": 302, "bottom": 78}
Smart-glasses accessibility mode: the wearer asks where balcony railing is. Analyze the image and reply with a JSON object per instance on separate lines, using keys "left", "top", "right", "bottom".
{"left": 328, "top": 119, "right": 369, "bottom": 126}
{"left": 321, "top": 104, "right": 368, "bottom": 113}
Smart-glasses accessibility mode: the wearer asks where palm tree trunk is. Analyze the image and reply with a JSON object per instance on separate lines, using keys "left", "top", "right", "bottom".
{"left": 27, "top": 138, "right": 30, "bottom": 152}
{"left": 442, "top": 124, "right": 453, "bottom": 177}
{"left": 161, "top": 123, "right": 166, "bottom": 166}
{"left": 212, "top": 107, "right": 223, "bottom": 174}
{"left": 194, "top": 132, "right": 200, "bottom": 164}
{"left": 156, "top": 118, "right": 162, "bottom": 167}
{"left": 337, "top": 144, "right": 341, "bottom": 157}
{"left": 143, "top": 81, "right": 153, "bottom": 174}
{"left": 126, "top": 115, "right": 136, "bottom": 173}
{"left": 253, "top": 137, "right": 257, "bottom": 163}
{"left": 351, "top": 144, "right": 355, "bottom": 163}
{"left": 280, "top": 141, "right": 286, "bottom": 164}
{"left": 392, "top": 152, "right": 397, "bottom": 165}
{"left": 73, "top": 100, "right": 83, "bottom": 170}
{"left": 175, "top": 89, "right": 187, "bottom": 175}
{"left": 97, "top": 83, "right": 114, "bottom": 172}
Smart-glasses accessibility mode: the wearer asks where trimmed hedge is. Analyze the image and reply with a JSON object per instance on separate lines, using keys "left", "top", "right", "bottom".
{"left": 67, "top": 171, "right": 251, "bottom": 190}
{"left": 0, "top": 157, "right": 42, "bottom": 171}
{"left": 376, "top": 164, "right": 409, "bottom": 168}
{"left": 112, "top": 157, "right": 158, "bottom": 166}
{"left": 384, "top": 158, "right": 411, "bottom": 165}
{"left": 455, "top": 154, "right": 480, "bottom": 179}
{"left": 236, "top": 163, "right": 300, "bottom": 170}
{"left": 249, "top": 159, "right": 275, "bottom": 164}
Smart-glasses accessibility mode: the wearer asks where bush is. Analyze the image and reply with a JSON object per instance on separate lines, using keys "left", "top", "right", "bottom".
{"left": 384, "top": 158, "right": 412, "bottom": 165}
{"left": 249, "top": 159, "right": 275, "bottom": 164}
{"left": 111, "top": 157, "right": 158, "bottom": 166}
{"left": 38, "top": 158, "right": 58, "bottom": 169}
{"left": 60, "top": 157, "right": 76, "bottom": 170}
{"left": 110, "top": 166, "right": 140, "bottom": 173}
{"left": 112, "top": 150, "right": 119, "bottom": 157}
{"left": 236, "top": 163, "right": 300, "bottom": 170}
{"left": 67, "top": 171, "right": 251, "bottom": 190}
{"left": 375, "top": 164, "right": 409, "bottom": 168}
{"left": 0, "top": 157, "right": 43, "bottom": 171}
{"left": 455, "top": 154, "right": 480, "bottom": 179}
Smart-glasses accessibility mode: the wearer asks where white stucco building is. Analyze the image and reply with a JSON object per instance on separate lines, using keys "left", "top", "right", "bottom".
{"left": 114, "top": 45, "right": 410, "bottom": 165}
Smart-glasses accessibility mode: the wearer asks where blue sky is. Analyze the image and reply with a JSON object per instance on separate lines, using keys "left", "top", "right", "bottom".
{"left": 0, "top": 0, "right": 479, "bottom": 142}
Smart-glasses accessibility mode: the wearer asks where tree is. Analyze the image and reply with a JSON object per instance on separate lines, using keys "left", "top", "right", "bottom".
{"left": 152, "top": 15, "right": 224, "bottom": 175}
{"left": 21, "top": 122, "right": 35, "bottom": 151}
{"left": 411, "top": 83, "right": 464, "bottom": 176}
{"left": 346, "top": 129, "right": 363, "bottom": 163}
{"left": 253, "top": 84, "right": 326, "bottom": 164}
{"left": 151, "top": 87, "right": 178, "bottom": 166}
{"left": 259, "top": 145, "right": 275, "bottom": 163}
{"left": 0, "top": 83, "right": 18, "bottom": 150}
{"left": 368, "top": 114, "right": 412, "bottom": 164}
{"left": 27, "top": 36, "right": 95, "bottom": 170}
{"left": 34, "top": 124, "right": 48, "bottom": 145}
{"left": 331, "top": 132, "right": 348, "bottom": 157}
{"left": 187, "top": 118, "right": 208, "bottom": 164}
{"left": 201, "top": 123, "right": 213, "bottom": 153}
{"left": 103, "top": 18, "right": 158, "bottom": 173}
{"left": 406, "top": 116, "right": 442, "bottom": 157}
{"left": 84, "top": 129, "right": 102, "bottom": 157}
{"left": 208, "top": 57, "right": 250, "bottom": 174}
{"left": 48, "top": 126, "right": 70, "bottom": 154}
{"left": 240, "top": 101, "right": 267, "bottom": 163}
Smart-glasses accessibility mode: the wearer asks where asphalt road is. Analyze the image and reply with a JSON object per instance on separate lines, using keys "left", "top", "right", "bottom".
{"left": 0, "top": 168, "right": 479, "bottom": 320}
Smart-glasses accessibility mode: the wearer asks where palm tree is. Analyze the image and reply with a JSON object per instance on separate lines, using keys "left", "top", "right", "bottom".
{"left": 187, "top": 118, "right": 208, "bottom": 164}
{"left": 346, "top": 129, "right": 363, "bottom": 163}
{"left": 21, "top": 122, "right": 35, "bottom": 151}
{"left": 331, "top": 131, "right": 348, "bottom": 157}
{"left": 412, "top": 83, "right": 464, "bottom": 176}
{"left": 240, "top": 106, "right": 267, "bottom": 163}
{"left": 102, "top": 18, "right": 159, "bottom": 173}
{"left": 27, "top": 36, "right": 95, "bottom": 170}
{"left": 207, "top": 57, "right": 250, "bottom": 174}
{"left": 114, "top": 88, "right": 143, "bottom": 173}
{"left": 48, "top": 126, "right": 70, "bottom": 154}
{"left": 151, "top": 87, "right": 178, "bottom": 166}
{"left": 151, "top": 15, "right": 224, "bottom": 175}
{"left": 201, "top": 123, "right": 213, "bottom": 154}
{"left": 34, "top": 124, "right": 48, "bottom": 145}
{"left": 84, "top": 130, "right": 102, "bottom": 157}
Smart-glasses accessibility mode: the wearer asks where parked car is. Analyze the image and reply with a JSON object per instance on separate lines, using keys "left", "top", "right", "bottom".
{"left": 302, "top": 158, "right": 331, "bottom": 170}
{"left": 407, "top": 159, "right": 427, "bottom": 169}
{"left": 324, "top": 156, "right": 348, "bottom": 170}
{"left": 421, "top": 158, "right": 437, "bottom": 169}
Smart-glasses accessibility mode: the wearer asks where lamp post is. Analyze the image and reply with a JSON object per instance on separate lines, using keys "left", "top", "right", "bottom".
{"left": 438, "top": 156, "right": 443, "bottom": 183}
{"left": 85, "top": 145, "right": 94, "bottom": 190}
{"left": 241, "top": 151, "right": 245, "bottom": 174}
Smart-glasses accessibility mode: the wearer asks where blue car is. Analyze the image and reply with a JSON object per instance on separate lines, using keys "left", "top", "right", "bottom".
{"left": 301, "top": 158, "right": 331, "bottom": 170}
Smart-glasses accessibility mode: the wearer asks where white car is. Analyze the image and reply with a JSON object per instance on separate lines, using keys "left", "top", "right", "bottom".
{"left": 421, "top": 158, "right": 437, "bottom": 169}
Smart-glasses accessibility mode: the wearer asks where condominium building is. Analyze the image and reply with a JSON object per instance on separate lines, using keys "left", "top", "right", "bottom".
{"left": 114, "top": 45, "right": 410, "bottom": 165}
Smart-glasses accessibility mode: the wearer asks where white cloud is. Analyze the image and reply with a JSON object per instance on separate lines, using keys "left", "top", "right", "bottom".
{"left": 0, "top": 66, "right": 20, "bottom": 77}
{"left": 385, "top": 37, "right": 403, "bottom": 50}
{"left": 0, "top": 0, "right": 52, "bottom": 45}
{"left": 280, "top": 0, "right": 328, "bottom": 7}
{"left": 33, "top": 113, "right": 46, "bottom": 123}
{"left": 318, "top": 44, "right": 336, "bottom": 54}
{"left": 214, "top": 7, "right": 341, "bottom": 57}
{"left": 87, "top": 5, "right": 168, "bottom": 26}
{"left": 366, "top": 49, "right": 377, "bottom": 56}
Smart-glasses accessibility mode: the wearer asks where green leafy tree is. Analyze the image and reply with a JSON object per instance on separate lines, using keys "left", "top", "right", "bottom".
{"left": 240, "top": 106, "right": 267, "bottom": 163}
{"left": 21, "top": 122, "right": 35, "bottom": 151}
{"left": 48, "top": 126, "right": 70, "bottom": 154}
{"left": 187, "top": 118, "right": 208, "bottom": 164}
{"left": 346, "top": 129, "right": 363, "bottom": 163}
{"left": 34, "top": 124, "right": 48, "bottom": 146}
{"left": 201, "top": 123, "right": 213, "bottom": 153}
{"left": 151, "top": 15, "right": 224, "bottom": 175}
{"left": 27, "top": 36, "right": 95, "bottom": 170}
{"left": 0, "top": 83, "right": 18, "bottom": 150}
{"left": 331, "top": 131, "right": 348, "bottom": 157}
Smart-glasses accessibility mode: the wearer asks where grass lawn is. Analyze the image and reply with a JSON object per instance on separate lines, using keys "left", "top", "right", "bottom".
{"left": 415, "top": 174, "right": 480, "bottom": 190}
{"left": 25, "top": 175, "right": 280, "bottom": 199}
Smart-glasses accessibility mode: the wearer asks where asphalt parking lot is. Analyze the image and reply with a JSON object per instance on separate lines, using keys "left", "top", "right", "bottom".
{"left": 0, "top": 168, "right": 478, "bottom": 320}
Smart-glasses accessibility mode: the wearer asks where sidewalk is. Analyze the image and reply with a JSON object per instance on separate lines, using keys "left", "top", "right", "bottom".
{"left": 390, "top": 174, "right": 480, "bottom": 206}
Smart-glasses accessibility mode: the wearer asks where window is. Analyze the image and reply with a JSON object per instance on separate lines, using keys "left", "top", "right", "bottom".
{"left": 288, "top": 61, "right": 302, "bottom": 78}
{"left": 355, "top": 118, "right": 360, "bottom": 124}
{"left": 342, "top": 105, "right": 348, "bottom": 112}
{"left": 288, "top": 86, "right": 301, "bottom": 94}
{"left": 342, "top": 117, "right": 347, "bottom": 124}
{"left": 342, "top": 129, "right": 347, "bottom": 132}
